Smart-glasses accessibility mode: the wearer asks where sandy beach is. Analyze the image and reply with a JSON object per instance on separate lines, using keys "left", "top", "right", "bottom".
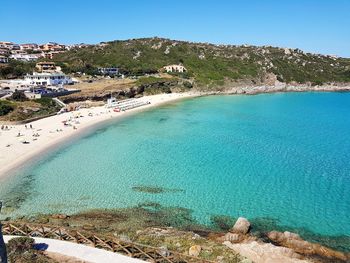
{"left": 0, "top": 92, "right": 198, "bottom": 180}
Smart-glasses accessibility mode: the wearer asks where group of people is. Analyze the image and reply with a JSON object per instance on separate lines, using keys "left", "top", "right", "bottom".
{"left": 0, "top": 125, "right": 11, "bottom": 131}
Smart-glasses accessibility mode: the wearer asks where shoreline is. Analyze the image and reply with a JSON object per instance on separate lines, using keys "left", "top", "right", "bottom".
{"left": 199, "top": 84, "right": 350, "bottom": 96}
{"left": 1, "top": 89, "right": 350, "bottom": 262}
{"left": 1, "top": 87, "right": 349, "bottom": 181}
{"left": 0, "top": 92, "right": 200, "bottom": 181}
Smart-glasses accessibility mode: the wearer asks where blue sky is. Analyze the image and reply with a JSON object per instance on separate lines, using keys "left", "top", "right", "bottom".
{"left": 2, "top": 0, "right": 349, "bottom": 57}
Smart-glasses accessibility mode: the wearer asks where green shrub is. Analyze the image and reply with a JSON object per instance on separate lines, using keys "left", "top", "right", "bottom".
{"left": 7, "top": 237, "right": 34, "bottom": 253}
{"left": 0, "top": 60, "right": 35, "bottom": 79}
{"left": 0, "top": 101, "right": 15, "bottom": 116}
{"left": 11, "top": 90, "right": 28, "bottom": 102}
{"left": 183, "top": 81, "right": 193, "bottom": 89}
{"left": 6, "top": 237, "right": 56, "bottom": 263}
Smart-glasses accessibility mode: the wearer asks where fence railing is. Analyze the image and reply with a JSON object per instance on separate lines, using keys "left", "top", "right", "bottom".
{"left": 2, "top": 222, "right": 215, "bottom": 263}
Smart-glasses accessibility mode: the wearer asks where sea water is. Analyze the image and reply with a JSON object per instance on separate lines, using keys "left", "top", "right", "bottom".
{"left": 0, "top": 93, "right": 349, "bottom": 244}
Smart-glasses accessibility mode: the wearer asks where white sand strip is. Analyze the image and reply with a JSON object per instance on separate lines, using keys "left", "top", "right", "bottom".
{"left": 0, "top": 92, "right": 199, "bottom": 180}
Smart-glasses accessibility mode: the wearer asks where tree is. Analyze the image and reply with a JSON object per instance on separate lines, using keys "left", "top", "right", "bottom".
{"left": 10, "top": 90, "right": 28, "bottom": 102}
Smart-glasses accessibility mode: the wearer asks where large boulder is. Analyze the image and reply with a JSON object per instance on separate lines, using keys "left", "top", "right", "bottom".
{"left": 230, "top": 217, "right": 251, "bottom": 235}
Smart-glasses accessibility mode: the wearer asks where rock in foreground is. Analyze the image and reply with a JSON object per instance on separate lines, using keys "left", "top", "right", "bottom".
{"left": 267, "top": 231, "right": 350, "bottom": 262}
{"left": 230, "top": 217, "right": 251, "bottom": 235}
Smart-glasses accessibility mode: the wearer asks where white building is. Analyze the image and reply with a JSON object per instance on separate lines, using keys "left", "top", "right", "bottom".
{"left": 98, "top": 67, "right": 119, "bottom": 75}
{"left": 10, "top": 53, "right": 41, "bottom": 62}
{"left": 36, "top": 61, "right": 58, "bottom": 72}
{"left": 0, "top": 56, "right": 8, "bottom": 63}
{"left": 10, "top": 49, "right": 27, "bottom": 55}
{"left": 20, "top": 43, "right": 39, "bottom": 51}
{"left": 0, "top": 41, "right": 13, "bottom": 49}
{"left": 24, "top": 72, "right": 73, "bottom": 86}
{"left": 163, "top": 64, "right": 187, "bottom": 73}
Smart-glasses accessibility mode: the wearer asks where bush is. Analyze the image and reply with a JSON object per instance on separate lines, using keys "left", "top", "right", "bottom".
{"left": 0, "top": 101, "right": 15, "bottom": 116}
{"left": 6, "top": 237, "right": 55, "bottom": 263}
{"left": 7, "top": 237, "right": 34, "bottom": 254}
{"left": 11, "top": 90, "right": 28, "bottom": 102}
{"left": 183, "top": 81, "right": 193, "bottom": 89}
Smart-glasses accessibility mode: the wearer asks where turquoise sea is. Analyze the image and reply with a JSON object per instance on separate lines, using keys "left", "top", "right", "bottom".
{"left": 1, "top": 92, "right": 350, "bottom": 249}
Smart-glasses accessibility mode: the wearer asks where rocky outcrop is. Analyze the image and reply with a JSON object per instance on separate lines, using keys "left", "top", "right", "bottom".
{"left": 267, "top": 231, "right": 350, "bottom": 262}
{"left": 224, "top": 240, "right": 309, "bottom": 263}
{"left": 216, "top": 218, "right": 253, "bottom": 244}
{"left": 221, "top": 218, "right": 309, "bottom": 262}
{"left": 224, "top": 233, "right": 242, "bottom": 243}
{"left": 220, "top": 218, "right": 350, "bottom": 262}
{"left": 220, "top": 83, "right": 350, "bottom": 95}
{"left": 230, "top": 217, "right": 251, "bottom": 235}
{"left": 61, "top": 88, "right": 137, "bottom": 103}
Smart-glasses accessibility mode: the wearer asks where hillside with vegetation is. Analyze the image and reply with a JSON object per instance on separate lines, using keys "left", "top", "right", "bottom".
{"left": 0, "top": 92, "right": 60, "bottom": 122}
{"left": 0, "top": 60, "right": 36, "bottom": 79}
{"left": 52, "top": 37, "right": 350, "bottom": 87}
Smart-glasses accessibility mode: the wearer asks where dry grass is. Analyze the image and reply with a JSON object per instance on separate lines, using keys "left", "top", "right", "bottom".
{"left": 72, "top": 78, "right": 136, "bottom": 95}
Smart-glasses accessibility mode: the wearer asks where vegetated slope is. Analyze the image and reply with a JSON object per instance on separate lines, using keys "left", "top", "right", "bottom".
{"left": 53, "top": 37, "right": 350, "bottom": 87}
{"left": 0, "top": 60, "right": 36, "bottom": 79}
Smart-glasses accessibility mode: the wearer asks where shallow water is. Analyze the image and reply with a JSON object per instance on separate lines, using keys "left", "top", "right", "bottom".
{"left": 1, "top": 93, "right": 350, "bottom": 242}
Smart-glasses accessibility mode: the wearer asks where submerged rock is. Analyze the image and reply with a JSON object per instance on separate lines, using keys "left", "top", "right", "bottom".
{"left": 231, "top": 217, "right": 251, "bottom": 235}
{"left": 132, "top": 185, "right": 184, "bottom": 194}
{"left": 51, "top": 214, "right": 68, "bottom": 219}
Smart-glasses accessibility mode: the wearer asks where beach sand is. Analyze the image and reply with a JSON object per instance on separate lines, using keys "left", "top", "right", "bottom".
{"left": 0, "top": 92, "right": 198, "bottom": 180}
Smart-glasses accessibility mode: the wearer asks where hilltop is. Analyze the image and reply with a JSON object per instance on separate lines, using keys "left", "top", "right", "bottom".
{"left": 52, "top": 37, "right": 350, "bottom": 88}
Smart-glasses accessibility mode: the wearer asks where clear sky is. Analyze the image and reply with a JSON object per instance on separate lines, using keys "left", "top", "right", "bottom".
{"left": 2, "top": 0, "right": 349, "bottom": 57}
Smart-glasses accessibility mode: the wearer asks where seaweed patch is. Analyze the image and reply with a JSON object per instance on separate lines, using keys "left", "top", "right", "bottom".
{"left": 132, "top": 185, "right": 184, "bottom": 194}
